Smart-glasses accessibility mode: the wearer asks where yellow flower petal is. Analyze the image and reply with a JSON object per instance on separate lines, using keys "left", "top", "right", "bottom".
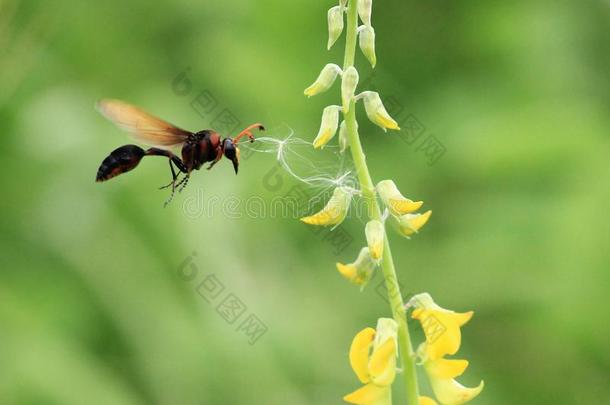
{"left": 410, "top": 294, "right": 474, "bottom": 360}
{"left": 419, "top": 396, "right": 439, "bottom": 405}
{"left": 411, "top": 294, "right": 476, "bottom": 360}
{"left": 423, "top": 357, "right": 484, "bottom": 405}
{"left": 376, "top": 112, "right": 400, "bottom": 131}
{"left": 313, "top": 128, "right": 334, "bottom": 149}
{"left": 412, "top": 309, "right": 469, "bottom": 360}
{"left": 368, "top": 339, "right": 397, "bottom": 386}
{"left": 425, "top": 358, "right": 469, "bottom": 380}
{"left": 300, "top": 186, "right": 351, "bottom": 226}
{"left": 453, "top": 311, "right": 474, "bottom": 327}
{"left": 336, "top": 247, "right": 377, "bottom": 288}
{"left": 304, "top": 83, "right": 323, "bottom": 97}
{"left": 337, "top": 263, "right": 358, "bottom": 282}
{"left": 389, "top": 198, "right": 423, "bottom": 215}
{"left": 397, "top": 210, "right": 432, "bottom": 237}
{"left": 430, "top": 378, "right": 484, "bottom": 405}
{"left": 349, "top": 328, "right": 376, "bottom": 384}
{"left": 344, "top": 384, "right": 390, "bottom": 405}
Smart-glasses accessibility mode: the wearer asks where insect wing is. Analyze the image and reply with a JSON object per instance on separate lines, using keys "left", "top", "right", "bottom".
{"left": 97, "top": 99, "right": 191, "bottom": 148}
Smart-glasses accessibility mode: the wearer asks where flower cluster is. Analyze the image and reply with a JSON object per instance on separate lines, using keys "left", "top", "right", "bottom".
{"left": 299, "top": 1, "right": 483, "bottom": 404}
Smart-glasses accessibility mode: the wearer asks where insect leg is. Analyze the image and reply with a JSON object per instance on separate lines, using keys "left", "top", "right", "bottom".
{"left": 144, "top": 147, "right": 188, "bottom": 192}
{"left": 177, "top": 174, "right": 190, "bottom": 193}
{"left": 145, "top": 148, "right": 187, "bottom": 172}
{"left": 206, "top": 146, "right": 224, "bottom": 170}
{"left": 159, "top": 159, "right": 181, "bottom": 190}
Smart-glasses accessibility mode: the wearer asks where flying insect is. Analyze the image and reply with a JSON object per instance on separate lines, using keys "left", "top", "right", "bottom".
{"left": 95, "top": 99, "right": 264, "bottom": 205}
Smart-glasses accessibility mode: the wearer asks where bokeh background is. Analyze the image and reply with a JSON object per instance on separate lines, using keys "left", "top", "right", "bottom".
{"left": 1, "top": 0, "right": 608, "bottom": 404}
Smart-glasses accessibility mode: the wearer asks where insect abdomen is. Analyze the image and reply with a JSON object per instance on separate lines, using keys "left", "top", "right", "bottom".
{"left": 96, "top": 144, "right": 146, "bottom": 182}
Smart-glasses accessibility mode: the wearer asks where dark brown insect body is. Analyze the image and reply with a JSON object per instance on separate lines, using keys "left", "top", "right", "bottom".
{"left": 95, "top": 99, "right": 263, "bottom": 205}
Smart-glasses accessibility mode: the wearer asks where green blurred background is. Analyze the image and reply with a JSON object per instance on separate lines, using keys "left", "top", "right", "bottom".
{"left": 1, "top": 0, "right": 608, "bottom": 404}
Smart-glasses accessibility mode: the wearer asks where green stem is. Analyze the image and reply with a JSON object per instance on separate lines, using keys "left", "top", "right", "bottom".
{"left": 342, "top": 1, "right": 419, "bottom": 404}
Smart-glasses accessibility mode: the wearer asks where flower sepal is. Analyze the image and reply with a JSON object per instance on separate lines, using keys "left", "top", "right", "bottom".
{"left": 328, "top": 5, "right": 345, "bottom": 50}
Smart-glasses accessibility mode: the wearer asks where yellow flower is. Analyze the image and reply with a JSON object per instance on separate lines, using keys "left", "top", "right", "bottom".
{"left": 376, "top": 180, "right": 423, "bottom": 216}
{"left": 357, "top": 91, "right": 400, "bottom": 132}
{"left": 410, "top": 293, "right": 473, "bottom": 360}
{"left": 345, "top": 319, "right": 398, "bottom": 405}
{"left": 395, "top": 211, "right": 432, "bottom": 238}
{"left": 313, "top": 105, "right": 341, "bottom": 149}
{"left": 365, "top": 220, "right": 384, "bottom": 261}
{"left": 336, "top": 247, "right": 377, "bottom": 289}
{"left": 422, "top": 357, "right": 484, "bottom": 405}
{"left": 304, "top": 63, "right": 342, "bottom": 97}
{"left": 301, "top": 186, "right": 352, "bottom": 226}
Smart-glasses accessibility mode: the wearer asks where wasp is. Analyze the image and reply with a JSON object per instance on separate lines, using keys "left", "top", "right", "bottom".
{"left": 95, "top": 99, "right": 264, "bottom": 205}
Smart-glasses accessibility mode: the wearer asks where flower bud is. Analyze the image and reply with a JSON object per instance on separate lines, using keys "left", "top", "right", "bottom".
{"left": 358, "top": 25, "right": 377, "bottom": 68}
{"left": 358, "top": 0, "right": 373, "bottom": 26}
{"left": 365, "top": 220, "right": 384, "bottom": 260}
{"left": 395, "top": 211, "right": 432, "bottom": 237}
{"left": 339, "top": 120, "right": 354, "bottom": 153}
{"left": 313, "top": 105, "right": 341, "bottom": 149}
{"left": 357, "top": 91, "right": 400, "bottom": 131}
{"left": 301, "top": 186, "right": 352, "bottom": 226}
{"left": 304, "top": 63, "right": 342, "bottom": 97}
{"left": 327, "top": 6, "right": 344, "bottom": 50}
{"left": 376, "top": 180, "right": 423, "bottom": 216}
{"left": 341, "top": 66, "right": 359, "bottom": 113}
{"left": 336, "top": 247, "right": 377, "bottom": 289}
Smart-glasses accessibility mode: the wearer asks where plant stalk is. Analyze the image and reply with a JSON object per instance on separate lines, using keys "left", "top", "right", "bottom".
{"left": 342, "top": 1, "right": 420, "bottom": 404}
